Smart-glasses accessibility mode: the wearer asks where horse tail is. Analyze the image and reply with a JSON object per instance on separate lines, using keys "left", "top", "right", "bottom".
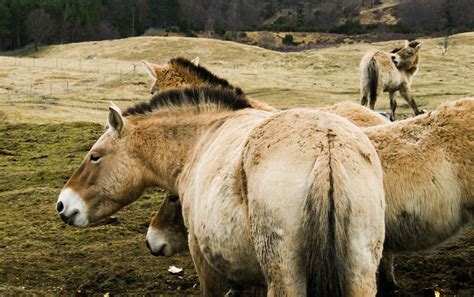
{"left": 368, "top": 57, "right": 379, "bottom": 104}
{"left": 304, "top": 131, "right": 350, "bottom": 297}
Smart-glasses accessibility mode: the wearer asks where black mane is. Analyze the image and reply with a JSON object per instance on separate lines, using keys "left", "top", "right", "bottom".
{"left": 123, "top": 86, "right": 251, "bottom": 116}
{"left": 170, "top": 57, "right": 244, "bottom": 96}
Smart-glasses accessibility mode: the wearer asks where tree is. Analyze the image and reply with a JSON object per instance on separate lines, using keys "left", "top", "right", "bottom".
{"left": 0, "top": 0, "right": 11, "bottom": 49}
{"left": 25, "top": 9, "right": 56, "bottom": 50}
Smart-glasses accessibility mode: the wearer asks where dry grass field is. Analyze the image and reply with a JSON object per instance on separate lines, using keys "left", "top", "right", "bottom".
{"left": 1, "top": 33, "right": 473, "bottom": 295}
{"left": 1, "top": 32, "right": 473, "bottom": 123}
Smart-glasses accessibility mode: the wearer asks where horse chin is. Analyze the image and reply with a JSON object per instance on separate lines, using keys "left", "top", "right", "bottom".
{"left": 69, "top": 212, "right": 90, "bottom": 227}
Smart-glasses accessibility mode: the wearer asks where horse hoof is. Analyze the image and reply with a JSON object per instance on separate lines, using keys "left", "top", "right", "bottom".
{"left": 378, "top": 279, "right": 400, "bottom": 295}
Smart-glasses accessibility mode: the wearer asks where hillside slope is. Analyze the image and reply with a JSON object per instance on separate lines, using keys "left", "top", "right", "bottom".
{"left": 1, "top": 32, "right": 473, "bottom": 123}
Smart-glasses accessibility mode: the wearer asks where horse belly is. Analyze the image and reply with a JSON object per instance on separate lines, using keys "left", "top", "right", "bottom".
{"left": 192, "top": 191, "right": 265, "bottom": 285}
{"left": 384, "top": 159, "right": 466, "bottom": 251}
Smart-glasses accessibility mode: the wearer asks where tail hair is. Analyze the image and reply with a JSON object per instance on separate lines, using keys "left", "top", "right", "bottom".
{"left": 304, "top": 136, "right": 350, "bottom": 297}
{"left": 368, "top": 58, "right": 379, "bottom": 104}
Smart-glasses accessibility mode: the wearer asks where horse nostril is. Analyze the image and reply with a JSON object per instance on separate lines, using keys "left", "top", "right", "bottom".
{"left": 391, "top": 56, "right": 396, "bottom": 61}
{"left": 145, "top": 240, "right": 151, "bottom": 251}
{"left": 56, "top": 201, "right": 64, "bottom": 213}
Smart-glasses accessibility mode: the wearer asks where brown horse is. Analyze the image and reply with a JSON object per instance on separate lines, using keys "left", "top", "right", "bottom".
{"left": 57, "top": 86, "right": 386, "bottom": 296}
{"left": 147, "top": 98, "right": 474, "bottom": 292}
{"left": 142, "top": 57, "right": 276, "bottom": 112}
{"left": 360, "top": 40, "right": 424, "bottom": 121}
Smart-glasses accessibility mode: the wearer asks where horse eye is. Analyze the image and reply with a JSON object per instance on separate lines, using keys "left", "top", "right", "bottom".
{"left": 90, "top": 154, "right": 101, "bottom": 163}
{"left": 168, "top": 195, "right": 179, "bottom": 203}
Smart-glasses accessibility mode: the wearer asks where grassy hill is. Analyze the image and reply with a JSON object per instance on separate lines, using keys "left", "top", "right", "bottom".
{"left": 1, "top": 32, "right": 473, "bottom": 123}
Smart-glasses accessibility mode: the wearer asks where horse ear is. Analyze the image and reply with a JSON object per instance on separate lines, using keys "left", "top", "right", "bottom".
{"left": 108, "top": 102, "right": 124, "bottom": 134}
{"left": 191, "top": 57, "right": 200, "bottom": 66}
{"left": 142, "top": 60, "right": 158, "bottom": 79}
{"left": 409, "top": 41, "right": 422, "bottom": 50}
{"left": 404, "top": 40, "right": 409, "bottom": 47}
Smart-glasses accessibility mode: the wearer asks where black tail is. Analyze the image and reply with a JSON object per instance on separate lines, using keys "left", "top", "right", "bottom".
{"left": 368, "top": 58, "right": 379, "bottom": 105}
{"left": 304, "top": 133, "right": 350, "bottom": 297}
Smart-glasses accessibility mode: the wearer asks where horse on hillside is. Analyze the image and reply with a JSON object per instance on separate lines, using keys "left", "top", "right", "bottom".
{"left": 56, "top": 86, "right": 386, "bottom": 296}
{"left": 360, "top": 40, "right": 424, "bottom": 121}
{"left": 147, "top": 98, "right": 474, "bottom": 292}
{"left": 142, "top": 57, "right": 276, "bottom": 112}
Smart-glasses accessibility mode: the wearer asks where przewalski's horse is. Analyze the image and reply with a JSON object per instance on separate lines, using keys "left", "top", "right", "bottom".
{"left": 360, "top": 40, "right": 424, "bottom": 121}
{"left": 146, "top": 193, "right": 187, "bottom": 256}
{"left": 147, "top": 98, "right": 474, "bottom": 292}
{"left": 142, "top": 57, "right": 277, "bottom": 112}
{"left": 364, "top": 98, "right": 474, "bottom": 290}
{"left": 56, "top": 86, "right": 386, "bottom": 296}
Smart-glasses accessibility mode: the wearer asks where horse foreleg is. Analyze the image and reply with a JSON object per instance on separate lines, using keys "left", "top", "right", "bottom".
{"left": 399, "top": 85, "right": 423, "bottom": 116}
{"left": 378, "top": 252, "right": 400, "bottom": 292}
{"left": 189, "top": 234, "right": 230, "bottom": 296}
{"left": 389, "top": 92, "right": 397, "bottom": 121}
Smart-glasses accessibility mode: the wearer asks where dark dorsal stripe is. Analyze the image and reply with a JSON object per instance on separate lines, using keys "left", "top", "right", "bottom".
{"left": 169, "top": 57, "right": 244, "bottom": 96}
{"left": 123, "top": 86, "right": 251, "bottom": 116}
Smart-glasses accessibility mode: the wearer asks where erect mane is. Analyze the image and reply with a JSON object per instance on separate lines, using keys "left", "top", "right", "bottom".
{"left": 169, "top": 57, "right": 244, "bottom": 96}
{"left": 122, "top": 86, "right": 251, "bottom": 116}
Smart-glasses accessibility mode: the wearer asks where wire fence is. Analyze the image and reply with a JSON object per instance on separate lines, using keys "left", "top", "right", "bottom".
{"left": 0, "top": 56, "right": 150, "bottom": 103}
{"left": 0, "top": 56, "right": 146, "bottom": 76}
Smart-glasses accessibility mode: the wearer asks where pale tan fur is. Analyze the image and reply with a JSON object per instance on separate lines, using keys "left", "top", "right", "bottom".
{"left": 142, "top": 58, "right": 277, "bottom": 112}
{"left": 319, "top": 101, "right": 390, "bottom": 127}
{"left": 58, "top": 92, "right": 385, "bottom": 296}
{"left": 146, "top": 98, "right": 473, "bottom": 292}
{"left": 360, "top": 41, "right": 423, "bottom": 121}
{"left": 363, "top": 98, "right": 474, "bottom": 289}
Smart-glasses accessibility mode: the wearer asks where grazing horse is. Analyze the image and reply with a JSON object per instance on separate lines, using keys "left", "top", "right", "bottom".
{"left": 56, "top": 86, "right": 386, "bottom": 296}
{"left": 360, "top": 40, "right": 424, "bottom": 121}
{"left": 142, "top": 57, "right": 276, "bottom": 112}
{"left": 146, "top": 193, "right": 188, "bottom": 257}
{"left": 147, "top": 98, "right": 474, "bottom": 292}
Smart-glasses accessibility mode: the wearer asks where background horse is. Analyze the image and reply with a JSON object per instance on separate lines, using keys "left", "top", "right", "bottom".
{"left": 363, "top": 98, "right": 474, "bottom": 290}
{"left": 56, "top": 86, "right": 385, "bottom": 296}
{"left": 360, "top": 40, "right": 424, "bottom": 121}
{"left": 142, "top": 57, "right": 276, "bottom": 112}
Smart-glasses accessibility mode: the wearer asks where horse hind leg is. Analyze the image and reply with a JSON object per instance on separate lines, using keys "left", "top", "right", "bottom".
{"left": 378, "top": 252, "right": 400, "bottom": 292}
{"left": 251, "top": 216, "right": 306, "bottom": 296}
{"left": 389, "top": 92, "right": 397, "bottom": 121}
{"left": 369, "top": 87, "right": 380, "bottom": 110}
{"left": 360, "top": 85, "right": 370, "bottom": 107}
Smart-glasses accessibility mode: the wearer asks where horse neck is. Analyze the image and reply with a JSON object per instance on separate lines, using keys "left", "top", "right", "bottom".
{"left": 130, "top": 109, "right": 232, "bottom": 194}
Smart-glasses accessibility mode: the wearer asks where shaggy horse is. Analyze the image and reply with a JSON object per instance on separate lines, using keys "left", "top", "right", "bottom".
{"left": 142, "top": 57, "right": 276, "bottom": 112}
{"left": 364, "top": 98, "right": 474, "bottom": 290}
{"left": 56, "top": 86, "right": 386, "bottom": 296}
{"left": 147, "top": 98, "right": 473, "bottom": 292}
{"left": 360, "top": 40, "right": 424, "bottom": 121}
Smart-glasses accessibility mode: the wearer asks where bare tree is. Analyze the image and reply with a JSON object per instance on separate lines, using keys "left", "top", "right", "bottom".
{"left": 25, "top": 9, "right": 56, "bottom": 51}
{"left": 439, "top": 35, "right": 455, "bottom": 56}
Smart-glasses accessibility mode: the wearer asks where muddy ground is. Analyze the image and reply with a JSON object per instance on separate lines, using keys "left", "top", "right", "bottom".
{"left": 1, "top": 122, "right": 472, "bottom": 296}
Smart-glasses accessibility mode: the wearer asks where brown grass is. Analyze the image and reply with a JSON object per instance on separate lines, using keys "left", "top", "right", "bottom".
{"left": 1, "top": 32, "right": 473, "bottom": 124}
